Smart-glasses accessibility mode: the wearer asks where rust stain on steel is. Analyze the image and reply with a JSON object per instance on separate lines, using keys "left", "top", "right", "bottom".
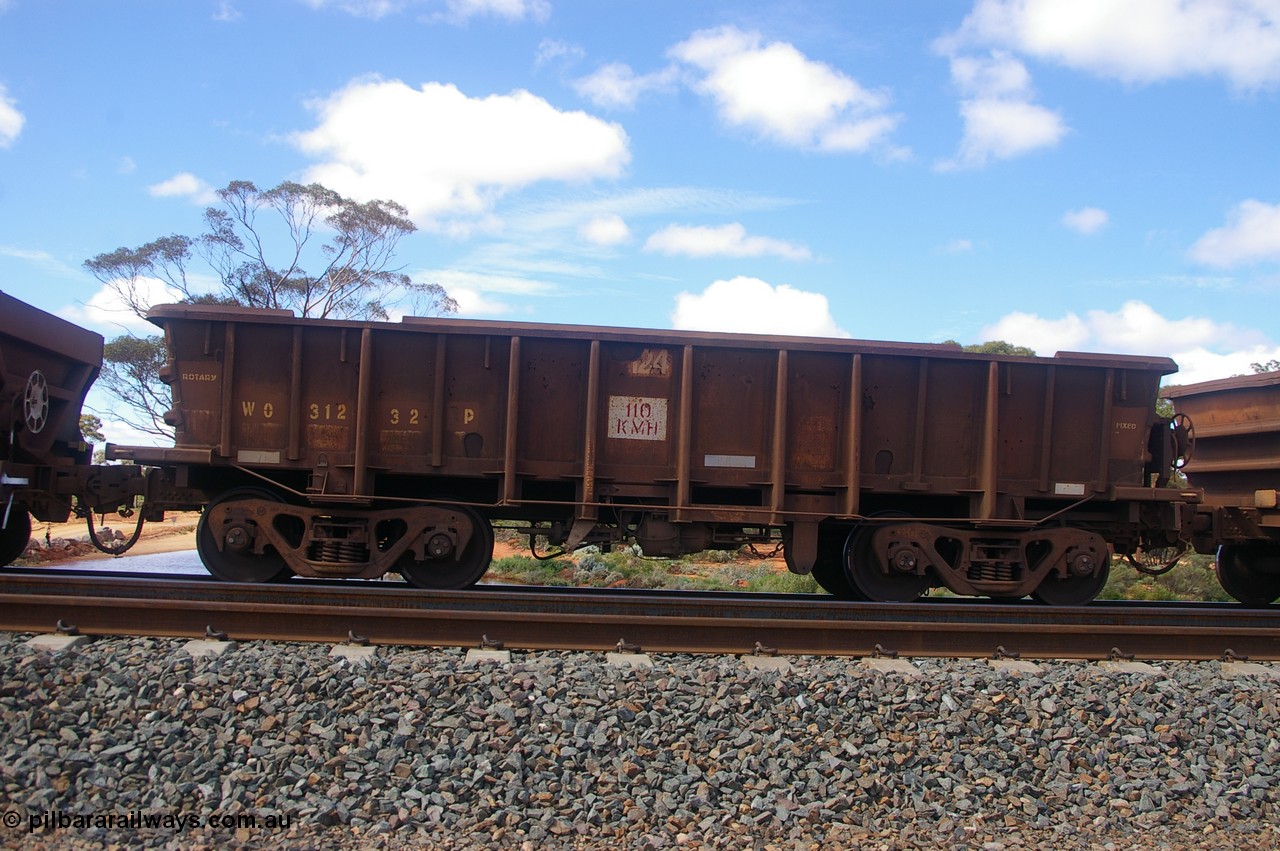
{"left": 305, "top": 424, "right": 351, "bottom": 451}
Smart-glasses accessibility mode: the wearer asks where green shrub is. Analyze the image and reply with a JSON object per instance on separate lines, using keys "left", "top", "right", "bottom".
{"left": 688, "top": 548, "right": 738, "bottom": 564}
{"left": 1100, "top": 553, "right": 1231, "bottom": 603}
{"left": 487, "top": 555, "right": 573, "bottom": 586}
{"left": 485, "top": 542, "right": 1233, "bottom": 602}
{"left": 745, "top": 570, "right": 822, "bottom": 594}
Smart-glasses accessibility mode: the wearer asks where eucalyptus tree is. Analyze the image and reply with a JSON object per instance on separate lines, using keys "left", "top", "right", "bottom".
{"left": 85, "top": 180, "right": 456, "bottom": 440}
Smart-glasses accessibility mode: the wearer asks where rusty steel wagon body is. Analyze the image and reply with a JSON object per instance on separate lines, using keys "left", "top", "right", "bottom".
{"left": 0, "top": 291, "right": 144, "bottom": 564}
{"left": 112, "top": 303, "right": 1200, "bottom": 604}
{"left": 1165, "top": 372, "right": 1280, "bottom": 605}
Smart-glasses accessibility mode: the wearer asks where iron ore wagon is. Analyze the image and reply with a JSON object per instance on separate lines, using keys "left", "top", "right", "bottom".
{"left": 1165, "top": 371, "right": 1280, "bottom": 605}
{"left": 110, "top": 303, "right": 1199, "bottom": 605}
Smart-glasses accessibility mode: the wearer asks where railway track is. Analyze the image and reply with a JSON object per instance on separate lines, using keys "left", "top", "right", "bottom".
{"left": 3, "top": 572, "right": 1279, "bottom": 661}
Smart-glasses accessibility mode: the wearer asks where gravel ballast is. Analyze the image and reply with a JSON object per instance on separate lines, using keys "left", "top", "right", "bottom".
{"left": 1, "top": 632, "right": 1278, "bottom": 850}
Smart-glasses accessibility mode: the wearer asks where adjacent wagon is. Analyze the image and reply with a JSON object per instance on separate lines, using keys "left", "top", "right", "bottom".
{"left": 1165, "top": 371, "right": 1280, "bottom": 605}
{"left": 0, "top": 291, "right": 143, "bottom": 563}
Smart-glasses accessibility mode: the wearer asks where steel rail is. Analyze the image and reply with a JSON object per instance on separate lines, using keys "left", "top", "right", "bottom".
{"left": 2, "top": 574, "right": 1279, "bottom": 661}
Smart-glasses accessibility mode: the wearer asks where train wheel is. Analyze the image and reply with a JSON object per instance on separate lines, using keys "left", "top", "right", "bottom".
{"left": 1, "top": 510, "right": 32, "bottom": 567}
{"left": 1216, "top": 545, "right": 1280, "bottom": 607}
{"left": 812, "top": 559, "right": 858, "bottom": 599}
{"left": 844, "top": 522, "right": 929, "bottom": 603}
{"left": 1031, "top": 559, "right": 1110, "bottom": 606}
{"left": 803, "top": 528, "right": 862, "bottom": 599}
{"left": 398, "top": 505, "right": 494, "bottom": 590}
{"left": 196, "top": 488, "right": 292, "bottom": 583}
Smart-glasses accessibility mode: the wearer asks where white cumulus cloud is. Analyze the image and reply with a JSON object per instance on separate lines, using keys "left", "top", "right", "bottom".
{"left": 415, "top": 267, "right": 554, "bottom": 318}
{"left": 579, "top": 214, "right": 631, "bottom": 247}
{"left": 573, "top": 62, "right": 678, "bottom": 110}
{"left": 1089, "top": 301, "right": 1224, "bottom": 353}
{"left": 1165, "top": 346, "right": 1280, "bottom": 385}
{"left": 1062, "top": 207, "right": 1109, "bottom": 234}
{"left": 645, "top": 223, "right": 811, "bottom": 260}
{"left": 444, "top": 286, "right": 514, "bottom": 317}
{"left": 0, "top": 84, "right": 25, "bottom": 148}
{"left": 1188, "top": 199, "right": 1280, "bottom": 266}
{"left": 60, "top": 280, "right": 186, "bottom": 335}
{"left": 669, "top": 26, "right": 902, "bottom": 154}
{"left": 148, "top": 172, "right": 218, "bottom": 205}
{"left": 293, "top": 78, "right": 631, "bottom": 229}
{"left": 979, "top": 299, "right": 1278, "bottom": 384}
{"left": 671, "top": 277, "right": 846, "bottom": 337}
{"left": 943, "top": 0, "right": 1280, "bottom": 90}
{"left": 938, "top": 51, "right": 1066, "bottom": 170}
{"left": 981, "top": 310, "right": 1090, "bottom": 355}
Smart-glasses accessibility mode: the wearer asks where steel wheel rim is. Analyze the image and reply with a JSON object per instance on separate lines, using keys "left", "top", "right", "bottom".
{"left": 398, "top": 505, "right": 494, "bottom": 590}
{"left": 196, "top": 488, "right": 291, "bottom": 583}
{"left": 0, "top": 509, "right": 32, "bottom": 567}
{"left": 1031, "top": 560, "right": 1110, "bottom": 606}
{"left": 844, "top": 524, "right": 929, "bottom": 603}
{"left": 1216, "top": 545, "right": 1280, "bottom": 607}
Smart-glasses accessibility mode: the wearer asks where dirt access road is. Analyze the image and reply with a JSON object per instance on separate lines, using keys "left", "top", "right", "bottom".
{"left": 16, "top": 512, "right": 531, "bottom": 566}
{"left": 17, "top": 512, "right": 200, "bottom": 564}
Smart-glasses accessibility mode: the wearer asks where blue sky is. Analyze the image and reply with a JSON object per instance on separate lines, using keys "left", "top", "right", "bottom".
{"left": 3, "top": 1, "right": 1280, "bottom": 434}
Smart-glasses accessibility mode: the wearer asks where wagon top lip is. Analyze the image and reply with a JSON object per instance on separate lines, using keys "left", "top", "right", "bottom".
{"left": 1, "top": 289, "right": 104, "bottom": 367}
{"left": 1162, "top": 369, "right": 1280, "bottom": 397}
{"left": 145, "top": 301, "right": 1179, "bottom": 374}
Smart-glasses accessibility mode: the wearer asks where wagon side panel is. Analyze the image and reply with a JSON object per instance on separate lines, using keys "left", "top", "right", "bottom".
{"left": 1167, "top": 372, "right": 1280, "bottom": 508}
{"left": 368, "top": 329, "right": 437, "bottom": 473}
{"left": 166, "top": 317, "right": 226, "bottom": 450}
{"left": 688, "top": 346, "right": 774, "bottom": 505}
{"left": 439, "top": 332, "right": 511, "bottom": 477}
{"left": 1044, "top": 365, "right": 1109, "bottom": 495}
{"left": 996, "top": 361, "right": 1050, "bottom": 489}
{"left": 297, "top": 327, "right": 360, "bottom": 467}
{"left": 596, "top": 342, "right": 681, "bottom": 500}
{"left": 783, "top": 350, "right": 848, "bottom": 515}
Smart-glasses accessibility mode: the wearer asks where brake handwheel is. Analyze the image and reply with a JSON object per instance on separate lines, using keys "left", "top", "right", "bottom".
{"left": 1171, "top": 412, "right": 1195, "bottom": 469}
{"left": 23, "top": 370, "right": 49, "bottom": 434}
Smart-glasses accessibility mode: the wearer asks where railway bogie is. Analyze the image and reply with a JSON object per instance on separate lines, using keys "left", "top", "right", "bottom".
{"left": 193, "top": 487, "right": 493, "bottom": 588}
